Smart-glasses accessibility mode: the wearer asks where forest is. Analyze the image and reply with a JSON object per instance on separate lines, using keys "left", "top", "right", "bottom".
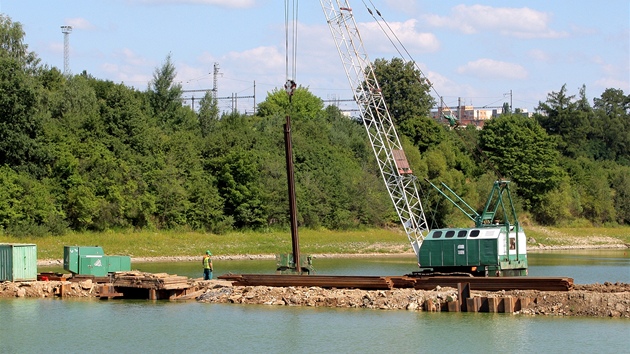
{"left": 1, "top": 15, "right": 629, "bottom": 237}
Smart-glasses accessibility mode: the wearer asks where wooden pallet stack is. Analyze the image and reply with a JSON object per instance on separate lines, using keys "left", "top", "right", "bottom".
{"left": 112, "top": 271, "right": 191, "bottom": 290}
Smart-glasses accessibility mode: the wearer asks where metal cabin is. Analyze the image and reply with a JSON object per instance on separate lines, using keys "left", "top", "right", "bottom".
{"left": 64, "top": 246, "right": 131, "bottom": 276}
{"left": 418, "top": 227, "right": 528, "bottom": 276}
{"left": 0, "top": 243, "right": 37, "bottom": 281}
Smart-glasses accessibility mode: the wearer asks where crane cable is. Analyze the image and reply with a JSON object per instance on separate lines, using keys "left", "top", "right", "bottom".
{"left": 284, "top": 0, "right": 299, "bottom": 103}
{"left": 362, "top": 0, "right": 503, "bottom": 179}
{"left": 362, "top": 0, "right": 452, "bottom": 116}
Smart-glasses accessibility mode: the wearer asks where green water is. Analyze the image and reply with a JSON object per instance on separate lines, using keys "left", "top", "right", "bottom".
{"left": 0, "top": 298, "right": 627, "bottom": 353}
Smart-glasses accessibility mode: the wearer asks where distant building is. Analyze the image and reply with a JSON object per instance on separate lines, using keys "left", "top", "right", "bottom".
{"left": 432, "top": 106, "right": 532, "bottom": 128}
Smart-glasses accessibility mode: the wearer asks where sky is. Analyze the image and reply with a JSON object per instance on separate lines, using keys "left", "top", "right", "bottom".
{"left": 2, "top": 0, "right": 629, "bottom": 115}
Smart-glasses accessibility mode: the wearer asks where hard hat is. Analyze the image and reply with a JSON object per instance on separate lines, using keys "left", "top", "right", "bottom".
{"left": 206, "top": 250, "right": 211, "bottom": 255}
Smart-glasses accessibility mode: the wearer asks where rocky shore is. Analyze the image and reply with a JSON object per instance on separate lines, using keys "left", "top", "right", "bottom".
{"left": 7, "top": 242, "right": 628, "bottom": 319}
{"left": 195, "top": 281, "right": 630, "bottom": 318}
{"left": 2, "top": 277, "right": 628, "bottom": 318}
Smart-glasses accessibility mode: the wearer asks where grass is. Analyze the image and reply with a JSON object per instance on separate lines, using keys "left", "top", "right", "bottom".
{"left": 1, "top": 226, "right": 627, "bottom": 260}
{"left": 0, "top": 228, "right": 411, "bottom": 260}
{"left": 525, "top": 226, "right": 630, "bottom": 246}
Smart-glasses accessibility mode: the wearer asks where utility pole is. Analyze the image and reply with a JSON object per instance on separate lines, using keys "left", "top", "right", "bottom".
{"left": 61, "top": 25, "right": 72, "bottom": 75}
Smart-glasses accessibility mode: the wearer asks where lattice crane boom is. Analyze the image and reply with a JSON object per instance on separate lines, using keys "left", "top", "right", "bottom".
{"left": 320, "top": 0, "right": 429, "bottom": 255}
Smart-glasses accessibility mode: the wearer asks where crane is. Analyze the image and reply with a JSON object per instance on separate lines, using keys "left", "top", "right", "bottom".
{"left": 320, "top": 0, "right": 429, "bottom": 256}
{"left": 319, "top": 1, "right": 528, "bottom": 276}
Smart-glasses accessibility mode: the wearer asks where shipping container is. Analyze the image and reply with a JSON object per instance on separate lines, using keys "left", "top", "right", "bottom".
{"left": 0, "top": 243, "right": 37, "bottom": 281}
{"left": 63, "top": 246, "right": 130, "bottom": 275}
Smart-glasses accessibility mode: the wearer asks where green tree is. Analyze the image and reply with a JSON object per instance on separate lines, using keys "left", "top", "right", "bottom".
{"left": 0, "top": 56, "right": 48, "bottom": 176}
{"left": 479, "top": 114, "right": 564, "bottom": 212}
{"left": 0, "top": 15, "right": 39, "bottom": 69}
{"left": 371, "top": 58, "right": 435, "bottom": 127}
{"left": 591, "top": 88, "right": 630, "bottom": 164}
{"left": 257, "top": 86, "right": 324, "bottom": 119}
{"left": 536, "top": 84, "right": 592, "bottom": 158}
{"left": 198, "top": 91, "right": 219, "bottom": 137}
{"left": 148, "top": 53, "right": 183, "bottom": 125}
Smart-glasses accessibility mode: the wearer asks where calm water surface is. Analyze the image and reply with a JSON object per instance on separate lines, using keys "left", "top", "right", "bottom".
{"left": 1, "top": 298, "right": 627, "bottom": 353}
{"left": 3, "top": 250, "right": 627, "bottom": 353}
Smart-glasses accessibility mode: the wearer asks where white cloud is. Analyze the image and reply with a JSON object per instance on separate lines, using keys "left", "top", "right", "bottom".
{"left": 118, "top": 48, "right": 153, "bottom": 67}
{"left": 595, "top": 62, "right": 630, "bottom": 91}
{"left": 457, "top": 59, "right": 527, "bottom": 80}
{"left": 225, "top": 46, "right": 284, "bottom": 73}
{"left": 424, "top": 4, "right": 569, "bottom": 39}
{"left": 360, "top": 19, "right": 440, "bottom": 54}
{"left": 527, "top": 49, "right": 550, "bottom": 62}
{"left": 65, "top": 18, "right": 96, "bottom": 31}
{"left": 383, "top": 0, "right": 417, "bottom": 14}
{"left": 99, "top": 48, "right": 156, "bottom": 87}
{"left": 130, "top": 0, "right": 255, "bottom": 8}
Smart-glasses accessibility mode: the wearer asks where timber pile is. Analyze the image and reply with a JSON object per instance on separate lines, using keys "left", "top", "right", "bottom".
{"left": 112, "top": 271, "right": 191, "bottom": 290}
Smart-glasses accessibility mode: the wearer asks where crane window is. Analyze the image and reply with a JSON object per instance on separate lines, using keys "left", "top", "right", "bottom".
{"left": 457, "top": 230, "right": 467, "bottom": 238}
{"left": 432, "top": 231, "right": 442, "bottom": 238}
{"left": 445, "top": 230, "right": 455, "bottom": 238}
{"left": 470, "top": 230, "right": 480, "bottom": 237}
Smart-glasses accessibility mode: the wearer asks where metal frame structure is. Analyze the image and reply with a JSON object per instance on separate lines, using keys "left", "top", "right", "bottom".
{"left": 320, "top": 0, "right": 429, "bottom": 255}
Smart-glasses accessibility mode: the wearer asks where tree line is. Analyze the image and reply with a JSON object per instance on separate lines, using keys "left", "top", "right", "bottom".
{"left": 0, "top": 15, "right": 628, "bottom": 237}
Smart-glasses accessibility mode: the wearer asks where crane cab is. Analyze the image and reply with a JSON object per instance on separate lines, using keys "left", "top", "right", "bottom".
{"left": 417, "top": 227, "right": 528, "bottom": 277}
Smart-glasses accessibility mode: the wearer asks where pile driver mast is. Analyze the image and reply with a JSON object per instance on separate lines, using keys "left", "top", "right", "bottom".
{"left": 320, "top": 0, "right": 429, "bottom": 255}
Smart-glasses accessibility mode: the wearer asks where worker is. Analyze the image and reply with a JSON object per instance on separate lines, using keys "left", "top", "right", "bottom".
{"left": 202, "top": 250, "right": 213, "bottom": 280}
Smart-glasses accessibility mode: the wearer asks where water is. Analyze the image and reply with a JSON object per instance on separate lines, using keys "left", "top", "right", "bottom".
{"left": 0, "top": 298, "right": 627, "bottom": 353}
{"left": 3, "top": 250, "right": 628, "bottom": 353}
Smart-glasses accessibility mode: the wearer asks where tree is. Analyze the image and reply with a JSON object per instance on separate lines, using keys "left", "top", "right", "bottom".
{"left": 399, "top": 115, "right": 446, "bottom": 154}
{"left": 257, "top": 86, "right": 324, "bottom": 119}
{"left": 198, "top": 91, "right": 219, "bottom": 137}
{"left": 536, "top": 84, "right": 592, "bottom": 158}
{"left": 479, "top": 114, "right": 564, "bottom": 212}
{"left": 371, "top": 58, "right": 435, "bottom": 127}
{"left": 591, "top": 88, "right": 630, "bottom": 165}
{"left": 0, "top": 56, "right": 48, "bottom": 176}
{"left": 0, "top": 15, "right": 39, "bottom": 69}
{"left": 147, "top": 53, "right": 183, "bottom": 125}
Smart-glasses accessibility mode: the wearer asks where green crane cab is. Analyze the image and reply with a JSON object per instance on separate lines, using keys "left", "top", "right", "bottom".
{"left": 418, "top": 180, "right": 528, "bottom": 276}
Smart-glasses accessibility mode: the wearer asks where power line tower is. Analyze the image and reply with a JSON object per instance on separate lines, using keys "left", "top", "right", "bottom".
{"left": 212, "top": 62, "right": 221, "bottom": 100}
{"left": 60, "top": 25, "right": 72, "bottom": 75}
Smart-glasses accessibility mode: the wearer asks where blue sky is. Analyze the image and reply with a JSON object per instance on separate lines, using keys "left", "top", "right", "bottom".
{"left": 3, "top": 0, "right": 628, "bottom": 114}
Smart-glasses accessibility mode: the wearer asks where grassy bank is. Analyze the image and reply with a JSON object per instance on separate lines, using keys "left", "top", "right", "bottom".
{"left": 0, "top": 228, "right": 411, "bottom": 260}
{"left": 526, "top": 226, "right": 630, "bottom": 247}
{"left": 1, "top": 226, "right": 627, "bottom": 260}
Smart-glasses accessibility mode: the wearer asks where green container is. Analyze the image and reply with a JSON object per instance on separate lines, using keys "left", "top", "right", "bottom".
{"left": 78, "top": 255, "right": 108, "bottom": 276}
{"left": 106, "top": 255, "right": 131, "bottom": 272}
{"left": 64, "top": 246, "right": 106, "bottom": 274}
{"left": 0, "top": 243, "right": 37, "bottom": 281}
